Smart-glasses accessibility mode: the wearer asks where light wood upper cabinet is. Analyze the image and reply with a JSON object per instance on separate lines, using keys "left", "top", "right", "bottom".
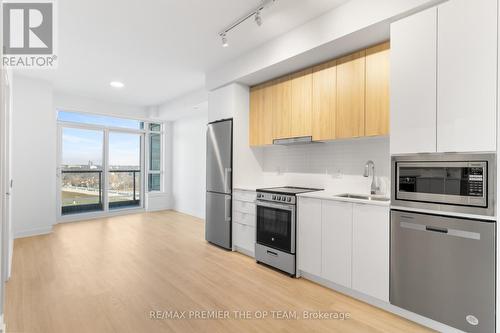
{"left": 336, "top": 50, "right": 366, "bottom": 139}
{"left": 249, "top": 82, "right": 273, "bottom": 146}
{"left": 312, "top": 60, "right": 337, "bottom": 141}
{"left": 272, "top": 76, "right": 292, "bottom": 140}
{"left": 249, "top": 43, "right": 390, "bottom": 146}
{"left": 290, "top": 68, "right": 313, "bottom": 138}
{"left": 365, "top": 42, "right": 390, "bottom": 136}
{"left": 249, "top": 84, "right": 263, "bottom": 146}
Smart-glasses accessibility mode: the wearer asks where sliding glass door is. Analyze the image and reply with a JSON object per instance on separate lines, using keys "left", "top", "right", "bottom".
{"left": 61, "top": 127, "right": 104, "bottom": 214}
{"left": 108, "top": 132, "right": 142, "bottom": 209}
{"left": 59, "top": 126, "right": 144, "bottom": 216}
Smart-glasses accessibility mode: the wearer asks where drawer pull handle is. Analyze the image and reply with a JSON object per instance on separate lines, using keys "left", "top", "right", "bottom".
{"left": 267, "top": 250, "right": 278, "bottom": 257}
{"left": 425, "top": 226, "right": 448, "bottom": 234}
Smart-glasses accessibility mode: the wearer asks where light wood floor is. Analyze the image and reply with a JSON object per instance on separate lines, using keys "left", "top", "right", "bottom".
{"left": 5, "top": 210, "right": 433, "bottom": 333}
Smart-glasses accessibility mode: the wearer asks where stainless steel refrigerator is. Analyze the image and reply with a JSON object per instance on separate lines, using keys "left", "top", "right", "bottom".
{"left": 205, "top": 119, "right": 232, "bottom": 249}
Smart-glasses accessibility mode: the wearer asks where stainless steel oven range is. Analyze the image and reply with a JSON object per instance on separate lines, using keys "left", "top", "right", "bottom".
{"left": 255, "top": 186, "right": 322, "bottom": 276}
{"left": 390, "top": 152, "right": 496, "bottom": 333}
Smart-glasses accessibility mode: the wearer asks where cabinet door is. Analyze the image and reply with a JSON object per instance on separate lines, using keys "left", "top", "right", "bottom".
{"left": 312, "top": 60, "right": 336, "bottom": 141}
{"left": 249, "top": 84, "right": 264, "bottom": 146}
{"left": 352, "top": 204, "right": 389, "bottom": 301}
{"left": 297, "top": 197, "right": 322, "bottom": 276}
{"left": 365, "top": 42, "right": 390, "bottom": 137}
{"left": 290, "top": 69, "right": 313, "bottom": 138}
{"left": 390, "top": 7, "right": 437, "bottom": 154}
{"left": 272, "top": 76, "right": 292, "bottom": 140}
{"left": 233, "top": 222, "right": 256, "bottom": 257}
{"left": 437, "top": 0, "right": 497, "bottom": 152}
{"left": 261, "top": 82, "right": 274, "bottom": 145}
{"left": 321, "top": 200, "right": 352, "bottom": 288}
{"left": 336, "top": 50, "right": 366, "bottom": 139}
{"left": 249, "top": 82, "right": 273, "bottom": 146}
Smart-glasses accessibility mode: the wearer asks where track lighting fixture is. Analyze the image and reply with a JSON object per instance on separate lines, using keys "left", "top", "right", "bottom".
{"left": 221, "top": 34, "right": 229, "bottom": 48}
{"left": 255, "top": 11, "right": 262, "bottom": 26}
{"left": 218, "top": 0, "right": 277, "bottom": 47}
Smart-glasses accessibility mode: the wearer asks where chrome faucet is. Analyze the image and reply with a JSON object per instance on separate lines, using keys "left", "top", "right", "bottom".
{"left": 364, "top": 160, "right": 379, "bottom": 195}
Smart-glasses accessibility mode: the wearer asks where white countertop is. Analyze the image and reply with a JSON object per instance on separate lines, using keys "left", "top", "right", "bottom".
{"left": 297, "top": 190, "right": 390, "bottom": 207}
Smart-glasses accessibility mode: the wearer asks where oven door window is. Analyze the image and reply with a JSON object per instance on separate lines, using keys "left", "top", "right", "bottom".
{"left": 257, "top": 205, "right": 292, "bottom": 253}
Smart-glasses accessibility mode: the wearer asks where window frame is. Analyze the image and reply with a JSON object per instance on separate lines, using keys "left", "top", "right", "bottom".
{"left": 145, "top": 122, "right": 164, "bottom": 193}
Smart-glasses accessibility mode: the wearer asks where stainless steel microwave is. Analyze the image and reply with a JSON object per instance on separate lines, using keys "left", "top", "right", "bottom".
{"left": 391, "top": 153, "right": 496, "bottom": 217}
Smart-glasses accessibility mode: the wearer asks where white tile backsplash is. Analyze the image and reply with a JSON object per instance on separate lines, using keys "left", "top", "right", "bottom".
{"left": 258, "top": 137, "right": 390, "bottom": 195}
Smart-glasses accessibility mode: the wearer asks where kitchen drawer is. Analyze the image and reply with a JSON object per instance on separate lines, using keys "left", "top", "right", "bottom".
{"left": 233, "top": 222, "right": 255, "bottom": 255}
{"left": 232, "top": 210, "right": 256, "bottom": 227}
{"left": 234, "top": 190, "right": 257, "bottom": 203}
{"left": 233, "top": 200, "right": 256, "bottom": 215}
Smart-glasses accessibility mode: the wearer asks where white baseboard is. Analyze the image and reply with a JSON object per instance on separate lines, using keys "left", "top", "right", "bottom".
{"left": 14, "top": 226, "right": 53, "bottom": 239}
{"left": 299, "top": 271, "right": 463, "bottom": 333}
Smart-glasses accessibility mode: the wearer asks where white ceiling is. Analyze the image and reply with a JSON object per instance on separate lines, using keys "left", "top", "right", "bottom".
{"left": 16, "top": 0, "right": 349, "bottom": 107}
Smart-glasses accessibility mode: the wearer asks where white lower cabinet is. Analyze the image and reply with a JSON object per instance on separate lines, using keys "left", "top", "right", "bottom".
{"left": 232, "top": 190, "right": 257, "bottom": 257}
{"left": 298, "top": 197, "right": 389, "bottom": 302}
{"left": 321, "top": 200, "right": 352, "bottom": 288}
{"left": 233, "top": 222, "right": 255, "bottom": 255}
{"left": 352, "top": 203, "right": 389, "bottom": 301}
{"left": 297, "top": 197, "right": 322, "bottom": 276}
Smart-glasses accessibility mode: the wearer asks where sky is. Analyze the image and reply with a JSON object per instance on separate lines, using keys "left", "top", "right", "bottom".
{"left": 60, "top": 111, "right": 141, "bottom": 167}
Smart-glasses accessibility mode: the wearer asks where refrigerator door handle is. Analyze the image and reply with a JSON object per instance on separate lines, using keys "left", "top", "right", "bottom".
{"left": 224, "top": 167, "right": 232, "bottom": 193}
{"left": 224, "top": 196, "right": 231, "bottom": 222}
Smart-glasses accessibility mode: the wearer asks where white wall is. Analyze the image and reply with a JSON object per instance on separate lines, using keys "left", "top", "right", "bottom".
{"left": 157, "top": 88, "right": 208, "bottom": 121}
{"left": 171, "top": 113, "right": 208, "bottom": 219}
{"left": 54, "top": 92, "right": 147, "bottom": 119}
{"left": 11, "top": 76, "right": 56, "bottom": 237}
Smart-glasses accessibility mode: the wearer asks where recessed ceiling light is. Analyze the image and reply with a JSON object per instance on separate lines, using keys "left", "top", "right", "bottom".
{"left": 110, "top": 81, "right": 124, "bottom": 88}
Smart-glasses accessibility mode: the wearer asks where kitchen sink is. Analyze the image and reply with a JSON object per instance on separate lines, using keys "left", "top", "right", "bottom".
{"left": 334, "top": 193, "right": 390, "bottom": 202}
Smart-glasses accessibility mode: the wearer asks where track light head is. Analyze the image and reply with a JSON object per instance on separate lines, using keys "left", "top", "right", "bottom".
{"left": 255, "top": 11, "right": 262, "bottom": 26}
{"left": 221, "top": 34, "right": 229, "bottom": 48}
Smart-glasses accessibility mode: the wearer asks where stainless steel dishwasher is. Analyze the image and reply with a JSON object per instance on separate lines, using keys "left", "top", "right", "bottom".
{"left": 391, "top": 210, "right": 495, "bottom": 332}
{"left": 390, "top": 153, "right": 496, "bottom": 332}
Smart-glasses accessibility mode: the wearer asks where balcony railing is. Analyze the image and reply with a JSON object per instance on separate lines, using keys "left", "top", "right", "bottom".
{"left": 61, "top": 170, "right": 103, "bottom": 215}
{"left": 108, "top": 170, "right": 141, "bottom": 209}
{"left": 61, "top": 169, "right": 140, "bottom": 215}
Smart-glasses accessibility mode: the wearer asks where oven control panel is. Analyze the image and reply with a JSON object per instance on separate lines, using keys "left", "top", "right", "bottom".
{"left": 467, "top": 167, "right": 484, "bottom": 197}
{"left": 256, "top": 192, "right": 295, "bottom": 204}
